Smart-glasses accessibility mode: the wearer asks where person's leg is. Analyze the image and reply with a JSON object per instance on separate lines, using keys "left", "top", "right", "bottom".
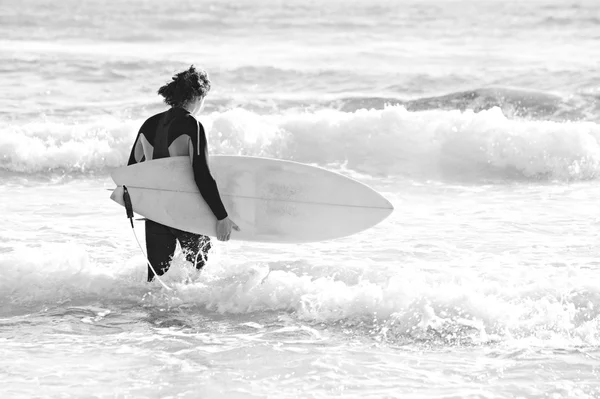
{"left": 175, "top": 230, "right": 212, "bottom": 270}
{"left": 145, "top": 220, "right": 177, "bottom": 282}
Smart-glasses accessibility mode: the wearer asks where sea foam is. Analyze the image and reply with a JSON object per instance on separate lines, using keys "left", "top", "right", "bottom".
{"left": 1, "top": 106, "right": 599, "bottom": 181}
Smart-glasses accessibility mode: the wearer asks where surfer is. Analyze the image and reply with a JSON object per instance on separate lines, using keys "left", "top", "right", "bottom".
{"left": 126, "top": 65, "right": 239, "bottom": 281}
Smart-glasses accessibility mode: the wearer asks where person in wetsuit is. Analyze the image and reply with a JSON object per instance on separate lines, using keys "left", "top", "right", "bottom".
{"left": 127, "top": 65, "right": 239, "bottom": 282}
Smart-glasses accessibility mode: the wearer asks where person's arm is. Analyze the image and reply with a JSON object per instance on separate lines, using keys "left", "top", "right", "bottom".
{"left": 127, "top": 131, "right": 146, "bottom": 166}
{"left": 187, "top": 117, "right": 228, "bottom": 220}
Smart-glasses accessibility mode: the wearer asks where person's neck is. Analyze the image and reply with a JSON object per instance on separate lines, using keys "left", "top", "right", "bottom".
{"left": 173, "top": 105, "right": 192, "bottom": 114}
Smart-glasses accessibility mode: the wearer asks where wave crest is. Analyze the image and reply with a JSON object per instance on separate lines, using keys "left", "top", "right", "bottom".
{"left": 1, "top": 106, "right": 600, "bottom": 181}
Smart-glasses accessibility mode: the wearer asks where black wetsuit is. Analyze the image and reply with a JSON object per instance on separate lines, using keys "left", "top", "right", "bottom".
{"left": 127, "top": 107, "right": 227, "bottom": 281}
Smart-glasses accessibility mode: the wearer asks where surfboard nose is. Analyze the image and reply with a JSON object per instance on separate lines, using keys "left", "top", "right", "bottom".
{"left": 375, "top": 191, "right": 394, "bottom": 211}
{"left": 382, "top": 196, "right": 394, "bottom": 214}
{"left": 371, "top": 192, "right": 394, "bottom": 225}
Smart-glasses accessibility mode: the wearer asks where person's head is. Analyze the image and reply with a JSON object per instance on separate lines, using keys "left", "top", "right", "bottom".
{"left": 157, "top": 65, "right": 211, "bottom": 115}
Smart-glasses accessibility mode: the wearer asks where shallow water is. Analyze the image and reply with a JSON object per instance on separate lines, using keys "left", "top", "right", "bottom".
{"left": 2, "top": 178, "right": 600, "bottom": 397}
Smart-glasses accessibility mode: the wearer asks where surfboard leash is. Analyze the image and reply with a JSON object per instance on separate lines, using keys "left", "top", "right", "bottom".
{"left": 122, "top": 186, "right": 173, "bottom": 291}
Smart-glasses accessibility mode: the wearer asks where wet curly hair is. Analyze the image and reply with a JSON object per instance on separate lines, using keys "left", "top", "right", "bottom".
{"left": 157, "top": 65, "right": 211, "bottom": 107}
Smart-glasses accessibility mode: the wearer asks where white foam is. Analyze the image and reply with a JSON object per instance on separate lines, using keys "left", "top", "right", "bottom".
{"left": 1, "top": 243, "right": 598, "bottom": 346}
{"left": 0, "top": 116, "right": 137, "bottom": 174}
{"left": 2, "top": 107, "right": 599, "bottom": 180}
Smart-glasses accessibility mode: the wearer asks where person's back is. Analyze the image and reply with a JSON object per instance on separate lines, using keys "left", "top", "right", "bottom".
{"left": 126, "top": 65, "right": 239, "bottom": 281}
{"left": 131, "top": 108, "right": 198, "bottom": 161}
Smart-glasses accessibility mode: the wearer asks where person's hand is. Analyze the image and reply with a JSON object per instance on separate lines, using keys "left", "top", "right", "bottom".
{"left": 216, "top": 217, "right": 240, "bottom": 241}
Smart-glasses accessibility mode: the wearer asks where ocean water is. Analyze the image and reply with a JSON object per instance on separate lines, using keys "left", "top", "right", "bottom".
{"left": 2, "top": 0, "right": 600, "bottom": 397}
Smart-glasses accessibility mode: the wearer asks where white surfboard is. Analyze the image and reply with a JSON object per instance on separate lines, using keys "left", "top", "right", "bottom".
{"left": 110, "top": 156, "right": 393, "bottom": 243}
